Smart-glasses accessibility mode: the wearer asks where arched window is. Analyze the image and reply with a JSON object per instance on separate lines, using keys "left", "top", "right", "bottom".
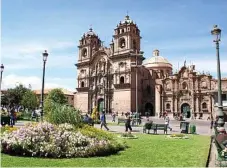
{"left": 182, "top": 82, "right": 188, "bottom": 90}
{"left": 146, "top": 85, "right": 151, "bottom": 94}
{"left": 133, "top": 40, "right": 137, "bottom": 51}
{"left": 119, "top": 38, "right": 126, "bottom": 48}
{"left": 120, "top": 76, "right": 124, "bottom": 84}
{"left": 81, "top": 81, "right": 85, "bottom": 88}
{"left": 166, "top": 103, "right": 171, "bottom": 109}
{"left": 82, "top": 48, "right": 87, "bottom": 57}
{"left": 122, "top": 28, "right": 124, "bottom": 33}
{"left": 202, "top": 102, "right": 207, "bottom": 109}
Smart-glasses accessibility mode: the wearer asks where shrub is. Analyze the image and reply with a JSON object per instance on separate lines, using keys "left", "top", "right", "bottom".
{"left": 118, "top": 133, "right": 138, "bottom": 139}
{"left": 1, "top": 122, "right": 126, "bottom": 158}
{"left": 45, "top": 102, "right": 83, "bottom": 127}
{"left": 79, "top": 125, "right": 114, "bottom": 140}
{"left": 1, "top": 125, "right": 18, "bottom": 133}
{"left": 167, "top": 134, "right": 189, "bottom": 139}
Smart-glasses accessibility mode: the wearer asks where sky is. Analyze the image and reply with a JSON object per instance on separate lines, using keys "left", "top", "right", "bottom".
{"left": 1, "top": 0, "right": 227, "bottom": 92}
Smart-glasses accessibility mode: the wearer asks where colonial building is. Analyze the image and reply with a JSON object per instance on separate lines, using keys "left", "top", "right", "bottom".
{"left": 74, "top": 15, "right": 226, "bottom": 119}
{"left": 34, "top": 88, "right": 74, "bottom": 106}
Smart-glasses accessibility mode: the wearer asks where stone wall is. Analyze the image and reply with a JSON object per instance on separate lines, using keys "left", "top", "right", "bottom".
{"left": 75, "top": 93, "right": 88, "bottom": 113}
{"left": 112, "top": 90, "right": 131, "bottom": 112}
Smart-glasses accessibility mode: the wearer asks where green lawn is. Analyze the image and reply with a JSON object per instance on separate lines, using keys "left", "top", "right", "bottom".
{"left": 1, "top": 134, "right": 210, "bottom": 167}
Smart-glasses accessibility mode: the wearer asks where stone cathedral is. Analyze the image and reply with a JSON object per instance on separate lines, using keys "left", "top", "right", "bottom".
{"left": 75, "top": 15, "right": 226, "bottom": 119}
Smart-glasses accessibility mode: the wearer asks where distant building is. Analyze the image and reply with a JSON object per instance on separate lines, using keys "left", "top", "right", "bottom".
{"left": 33, "top": 88, "right": 75, "bottom": 106}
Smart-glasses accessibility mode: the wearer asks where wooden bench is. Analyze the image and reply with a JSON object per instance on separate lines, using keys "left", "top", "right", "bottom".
{"left": 154, "top": 124, "right": 168, "bottom": 134}
{"left": 214, "top": 137, "right": 225, "bottom": 153}
{"left": 143, "top": 123, "right": 167, "bottom": 134}
{"left": 132, "top": 118, "right": 141, "bottom": 126}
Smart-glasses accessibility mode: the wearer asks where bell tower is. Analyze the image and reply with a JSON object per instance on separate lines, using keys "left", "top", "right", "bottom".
{"left": 112, "top": 15, "right": 141, "bottom": 55}
{"left": 78, "top": 27, "right": 101, "bottom": 62}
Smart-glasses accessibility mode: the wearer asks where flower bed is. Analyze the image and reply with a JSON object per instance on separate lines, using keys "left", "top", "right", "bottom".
{"left": 167, "top": 134, "right": 189, "bottom": 139}
{"left": 118, "top": 133, "right": 138, "bottom": 139}
{"left": 1, "top": 122, "right": 126, "bottom": 158}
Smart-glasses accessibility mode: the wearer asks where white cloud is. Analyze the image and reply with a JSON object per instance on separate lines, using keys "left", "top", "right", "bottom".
{"left": 1, "top": 74, "right": 76, "bottom": 91}
{"left": 1, "top": 40, "right": 77, "bottom": 70}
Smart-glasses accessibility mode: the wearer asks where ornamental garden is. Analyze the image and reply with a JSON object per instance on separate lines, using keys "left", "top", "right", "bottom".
{"left": 1, "top": 86, "right": 211, "bottom": 167}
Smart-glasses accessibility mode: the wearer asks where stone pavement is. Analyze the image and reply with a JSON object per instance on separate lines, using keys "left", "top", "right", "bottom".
{"left": 104, "top": 116, "right": 214, "bottom": 135}
{"left": 14, "top": 117, "right": 216, "bottom": 136}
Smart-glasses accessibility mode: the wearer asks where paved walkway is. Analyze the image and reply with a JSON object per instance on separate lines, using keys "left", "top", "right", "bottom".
{"left": 14, "top": 117, "right": 215, "bottom": 136}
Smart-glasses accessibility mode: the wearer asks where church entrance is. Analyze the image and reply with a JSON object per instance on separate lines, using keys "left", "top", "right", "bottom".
{"left": 181, "top": 103, "right": 191, "bottom": 118}
{"left": 97, "top": 98, "right": 104, "bottom": 113}
{"left": 145, "top": 103, "right": 154, "bottom": 116}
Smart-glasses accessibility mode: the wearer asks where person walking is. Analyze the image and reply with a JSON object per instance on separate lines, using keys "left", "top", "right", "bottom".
{"left": 9, "top": 105, "right": 15, "bottom": 127}
{"left": 165, "top": 114, "right": 172, "bottom": 131}
{"left": 125, "top": 113, "right": 132, "bottom": 134}
{"left": 112, "top": 112, "right": 116, "bottom": 122}
{"left": 100, "top": 111, "right": 109, "bottom": 131}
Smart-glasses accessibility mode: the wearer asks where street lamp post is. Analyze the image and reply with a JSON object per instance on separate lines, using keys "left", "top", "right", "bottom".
{"left": 40, "top": 50, "right": 48, "bottom": 122}
{"left": 211, "top": 25, "right": 225, "bottom": 130}
{"left": 0, "top": 64, "right": 4, "bottom": 92}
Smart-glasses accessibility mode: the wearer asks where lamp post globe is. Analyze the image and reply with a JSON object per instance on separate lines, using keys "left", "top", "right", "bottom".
{"left": 1, "top": 64, "right": 4, "bottom": 72}
{"left": 40, "top": 50, "right": 48, "bottom": 122}
{"left": 211, "top": 25, "right": 225, "bottom": 132}
{"left": 43, "top": 50, "right": 48, "bottom": 62}
{"left": 0, "top": 64, "right": 4, "bottom": 92}
{"left": 211, "top": 25, "right": 221, "bottom": 42}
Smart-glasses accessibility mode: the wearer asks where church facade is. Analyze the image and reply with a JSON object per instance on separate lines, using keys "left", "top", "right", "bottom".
{"left": 74, "top": 15, "right": 225, "bottom": 119}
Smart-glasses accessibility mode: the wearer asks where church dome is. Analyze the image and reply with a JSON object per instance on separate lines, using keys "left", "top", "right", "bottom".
{"left": 143, "top": 49, "right": 172, "bottom": 69}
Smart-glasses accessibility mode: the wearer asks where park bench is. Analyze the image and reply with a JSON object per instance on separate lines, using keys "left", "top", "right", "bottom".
{"left": 118, "top": 118, "right": 125, "bottom": 124}
{"left": 143, "top": 123, "right": 168, "bottom": 134}
{"left": 214, "top": 135, "right": 227, "bottom": 167}
{"left": 214, "top": 137, "right": 225, "bottom": 153}
{"left": 132, "top": 118, "right": 141, "bottom": 126}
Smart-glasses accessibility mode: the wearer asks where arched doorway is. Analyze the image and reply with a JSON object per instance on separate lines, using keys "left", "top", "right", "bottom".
{"left": 97, "top": 98, "right": 104, "bottom": 113}
{"left": 181, "top": 103, "right": 191, "bottom": 118}
{"left": 145, "top": 103, "right": 154, "bottom": 116}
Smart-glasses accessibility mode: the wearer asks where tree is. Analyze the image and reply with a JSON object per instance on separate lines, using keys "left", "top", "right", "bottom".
{"left": 21, "top": 90, "right": 38, "bottom": 110}
{"left": 45, "top": 88, "right": 67, "bottom": 104}
{"left": 4, "top": 84, "right": 29, "bottom": 107}
{"left": 43, "top": 89, "right": 67, "bottom": 120}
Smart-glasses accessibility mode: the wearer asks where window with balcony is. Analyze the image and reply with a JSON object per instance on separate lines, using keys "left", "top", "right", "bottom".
{"left": 120, "top": 76, "right": 125, "bottom": 84}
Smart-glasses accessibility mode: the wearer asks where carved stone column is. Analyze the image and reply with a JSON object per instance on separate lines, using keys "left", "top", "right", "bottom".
{"left": 171, "top": 97, "right": 174, "bottom": 113}
{"left": 155, "top": 85, "right": 161, "bottom": 116}
{"left": 175, "top": 96, "right": 178, "bottom": 113}
{"left": 196, "top": 96, "right": 199, "bottom": 113}
{"left": 191, "top": 92, "right": 195, "bottom": 114}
